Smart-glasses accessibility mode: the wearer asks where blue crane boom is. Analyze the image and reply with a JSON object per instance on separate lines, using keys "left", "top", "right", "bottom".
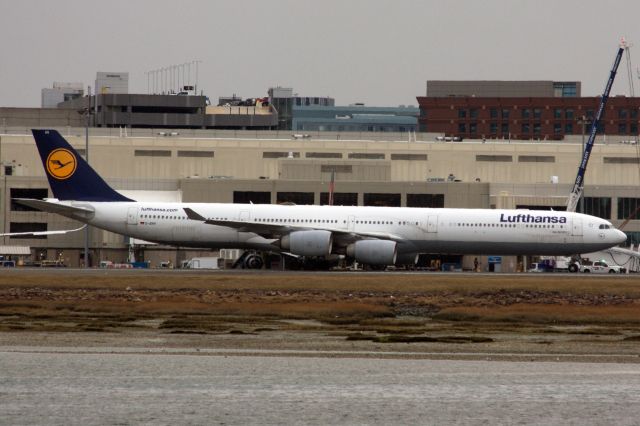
{"left": 566, "top": 45, "right": 625, "bottom": 212}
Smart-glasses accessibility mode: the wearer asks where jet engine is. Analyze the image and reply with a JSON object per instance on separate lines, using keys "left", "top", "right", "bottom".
{"left": 280, "top": 230, "right": 333, "bottom": 256}
{"left": 346, "top": 240, "right": 397, "bottom": 265}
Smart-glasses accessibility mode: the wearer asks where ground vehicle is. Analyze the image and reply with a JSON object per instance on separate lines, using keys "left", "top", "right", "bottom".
{"left": 183, "top": 257, "right": 220, "bottom": 269}
{"left": 527, "top": 262, "right": 548, "bottom": 273}
{"left": 580, "top": 260, "right": 624, "bottom": 274}
{"left": 529, "top": 257, "right": 578, "bottom": 272}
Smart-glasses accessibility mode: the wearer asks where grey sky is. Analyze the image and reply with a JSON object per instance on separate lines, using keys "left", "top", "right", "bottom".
{"left": 1, "top": 0, "right": 640, "bottom": 107}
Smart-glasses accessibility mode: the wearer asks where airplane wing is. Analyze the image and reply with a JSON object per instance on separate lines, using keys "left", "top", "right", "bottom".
{"left": 183, "top": 207, "right": 404, "bottom": 245}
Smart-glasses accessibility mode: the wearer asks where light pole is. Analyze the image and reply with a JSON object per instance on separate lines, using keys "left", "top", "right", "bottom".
{"left": 78, "top": 86, "right": 93, "bottom": 267}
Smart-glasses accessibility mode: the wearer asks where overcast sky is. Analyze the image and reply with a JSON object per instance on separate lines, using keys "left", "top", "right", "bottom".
{"left": 1, "top": 0, "right": 640, "bottom": 107}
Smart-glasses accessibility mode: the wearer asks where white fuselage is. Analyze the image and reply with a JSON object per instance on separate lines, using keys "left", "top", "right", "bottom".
{"left": 66, "top": 201, "right": 626, "bottom": 256}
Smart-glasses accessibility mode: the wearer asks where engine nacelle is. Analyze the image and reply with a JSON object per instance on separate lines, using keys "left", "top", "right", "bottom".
{"left": 346, "top": 240, "right": 397, "bottom": 265}
{"left": 395, "top": 252, "right": 419, "bottom": 266}
{"left": 280, "top": 230, "right": 333, "bottom": 256}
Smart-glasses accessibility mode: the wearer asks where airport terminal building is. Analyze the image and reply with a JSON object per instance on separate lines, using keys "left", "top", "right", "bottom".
{"left": 1, "top": 127, "right": 640, "bottom": 270}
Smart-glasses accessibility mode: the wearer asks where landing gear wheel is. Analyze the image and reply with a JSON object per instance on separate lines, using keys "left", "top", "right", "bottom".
{"left": 568, "top": 264, "right": 579, "bottom": 273}
{"left": 244, "top": 254, "right": 264, "bottom": 269}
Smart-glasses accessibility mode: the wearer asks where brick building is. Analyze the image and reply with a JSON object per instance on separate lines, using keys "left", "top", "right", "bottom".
{"left": 417, "top": 81, "right": 640, "bottom": 140}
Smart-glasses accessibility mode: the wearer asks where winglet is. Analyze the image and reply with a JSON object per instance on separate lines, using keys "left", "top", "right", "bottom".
{"left": 31, "top": 129, "right": 133, "bottom": 202}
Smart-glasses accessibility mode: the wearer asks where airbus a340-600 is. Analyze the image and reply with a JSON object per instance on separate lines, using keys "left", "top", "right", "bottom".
{"left": 10, "top": 129, "right": 627, "bottom": 268}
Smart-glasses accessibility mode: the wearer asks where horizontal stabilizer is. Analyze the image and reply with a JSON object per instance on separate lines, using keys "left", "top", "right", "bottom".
{"left": 0, "top": 224, "right": 87, "bottom": 237}
{"left": 13, "top": 199, "right": 95, "bottom": 219}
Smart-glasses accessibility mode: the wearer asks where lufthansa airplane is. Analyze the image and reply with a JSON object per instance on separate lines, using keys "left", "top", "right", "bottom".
{"left": 10, "top": 129, "right": 627, "bottom": 268}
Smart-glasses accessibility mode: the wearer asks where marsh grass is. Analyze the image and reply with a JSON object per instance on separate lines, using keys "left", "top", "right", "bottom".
{"left": 2, "top": 271, "right": 640, "bottom": 338}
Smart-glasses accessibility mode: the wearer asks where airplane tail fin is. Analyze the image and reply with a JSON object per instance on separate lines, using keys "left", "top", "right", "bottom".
{"left": 31, "top": 129, "right": 133, "bottom": 202}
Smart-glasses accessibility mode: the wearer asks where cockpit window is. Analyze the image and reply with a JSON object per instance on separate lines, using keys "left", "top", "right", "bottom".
{"left": 598, "top": 224, "right": 611, "bottom": 229}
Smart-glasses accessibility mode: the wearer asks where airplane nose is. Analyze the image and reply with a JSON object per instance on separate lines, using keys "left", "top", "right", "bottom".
{"left": 615, "top": 229, "right": 627, "bottom": 244}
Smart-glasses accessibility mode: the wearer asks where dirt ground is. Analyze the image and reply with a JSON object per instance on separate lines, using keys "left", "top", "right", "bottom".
{"left": 1, "top": 270, "right": 640, "bottom": 361}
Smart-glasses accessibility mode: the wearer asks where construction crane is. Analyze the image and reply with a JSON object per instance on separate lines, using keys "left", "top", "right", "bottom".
{"left": 617, "top": 39, "right": 640, "bottom": 230}
{"left": 566, "top": 42, "right": 625, "bottom": 212}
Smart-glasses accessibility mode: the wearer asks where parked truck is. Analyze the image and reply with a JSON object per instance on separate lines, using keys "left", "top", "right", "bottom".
{"left": 579, "top": 260, "right": 625, "bottom": 274}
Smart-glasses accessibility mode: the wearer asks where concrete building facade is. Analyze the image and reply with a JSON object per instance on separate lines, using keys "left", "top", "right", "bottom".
{"left": 56, "top": 94, "right": 278, "bottom": 129}
{"left": 95, "top": 72, "right": 129, "bottom": 95}
{"left": 292, "top": 105, "right": 418, "bottom": 133}
{"left": 41, "top": 82, "right": 84, "bottom": 108}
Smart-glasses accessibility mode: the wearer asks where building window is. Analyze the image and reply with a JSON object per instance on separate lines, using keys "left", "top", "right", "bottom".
{"left": 603, "top": 157, "right": 640, "bottom": 164}
{"left": 489, "top": 122, "right": 498, "bottom": 134}
{"left": 518, "top": 155, "right": 555, "bottom": 163}
{"left": 582, "top": 197, "right": 611, "bottom": 219}
{"left": 469, "top": 123, "right": 477, "bottom": 134}
{"left": 553, "top": 108, "right": 562, "bottom": 119}
{"left": 631, "top": 123, "right": 638, "bottom": 134}
{"left": 565, "top": 109, "right": 574, "bottom": 120}
{"left": 553, "top": 123, "right": 562, "bottom": 134}
{"left": 501, "top": 123, "right": 509, "bottom": 134}
{"left": 320, "top": 192, "right": 358, "bottom": 206}
{"left": 263, "top": 151, "right": 300, "bottom": 158}
{"left": 458, "top": 123, "right": 466, "bottom": 133}
{"left": 390, "top": 154, "right": 428, "bottom": 161}
{"left": 277, "top": 192, "right": 314, "bottom": 205}
{"left": 565, "top": 123, "right": 573, "bottom": 134}
{"left": 490, "top": 108, "right": 498, "bottom": 119}
{"left": 305, "top": 152, "right": 342, "bottom": 159}
{"left": 233, "top": 191, "right": 271, "bottom": 204}
{"left": 364, "top": 193, "right": 401, "bottom": 207}
{"left": 617, "top": 198, "right": 640, "bottom": 220}
{"left": 533, "top": 108, "right": 541, "bottom": 119}
{"left": 631, "top": 109, "right": 639, "bottom": 119}
{"left": 406, "top": 194, "right": 444, "bottom": 208}
{"left": 533, "top": 123, "right": 541, "bottom": 135}
{"left": 586, "top": 109, "right": 595, "bottom": 118}
{"left": 10, "top": 188, "right": 48, "bottom": 211}
{"left": 501, "top": 109, "right": 510, "bottom": 119}
{"left": 469, "top": 109, "right": 478, "bottom": 119}
{"left": 458, "top": 109, "right": 466, "bottom": 118}
{"left": 619, "top": 109, "right": 628, "bottom": 119}
{"left": 619, "top": 123, "right": 628, "bottom": 134}
{"left": 10, "top": 222, "right": 47, "bottom": 239}
{"left": 521, "top": 109, "right": 531, "bottom": 119}
{"left": 177, "top": 150, "right": 214, "bottom": 158}
{"left": 521, "top": 123, "right": 530, "bottom": 133}
{"left": 348, "top": 153, "right": 385, "bottom": 160}
{"left": 134, "top": 150, "right": 171, "bottom": 157}
{"left": 476, "top": 155, "right": 513, "bottom": 162}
